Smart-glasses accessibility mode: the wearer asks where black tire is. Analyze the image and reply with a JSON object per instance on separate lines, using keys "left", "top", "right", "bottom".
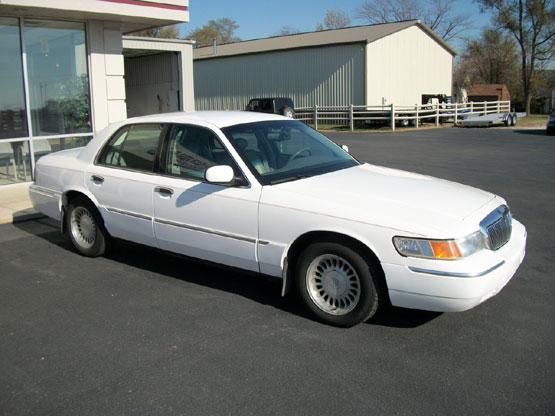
{"left": 295, "top": 242, "right": 382, "bottom": 327}
{"left": 511, "top": 115, "right": 517, "bottom": 126}
{"left": 66, "top": 197, "right": 107, "bottom": 257}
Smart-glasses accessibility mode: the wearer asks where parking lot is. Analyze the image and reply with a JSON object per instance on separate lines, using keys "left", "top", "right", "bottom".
{"left": 1, "top": 127, "right": 553, "bottom": 415}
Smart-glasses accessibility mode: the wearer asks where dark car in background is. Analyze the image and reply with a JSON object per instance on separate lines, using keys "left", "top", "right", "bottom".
{"left": 245, "top": 97, "right": 295, "bottom": 118}
{"left": 546, "top": 112, "right": 555, "bottom": 135}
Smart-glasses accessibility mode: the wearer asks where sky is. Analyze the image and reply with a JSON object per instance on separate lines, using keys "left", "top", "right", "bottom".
{"left": 179, "top": 0, "right": 494, "bottom": 54}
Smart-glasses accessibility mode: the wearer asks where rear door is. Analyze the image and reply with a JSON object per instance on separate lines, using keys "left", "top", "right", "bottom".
{"left": 86, "top": 123, "right": 166, "bottom": 247}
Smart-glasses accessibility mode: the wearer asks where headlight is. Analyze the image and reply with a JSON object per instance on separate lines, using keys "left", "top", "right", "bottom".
{"left": 393, "top": 231, "right": 486, "bottom": 260}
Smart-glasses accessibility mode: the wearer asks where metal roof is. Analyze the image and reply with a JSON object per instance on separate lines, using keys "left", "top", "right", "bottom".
{"left": 193, "top": 20, "right": 456, "bottom": 61}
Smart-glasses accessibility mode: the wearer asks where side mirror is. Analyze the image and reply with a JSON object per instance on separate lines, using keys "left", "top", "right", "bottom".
{"left": 205, "top": 165, "right": 235, "bottom": 184}
{"left": 341, "top": 144, "right": 349, "bottom": 153}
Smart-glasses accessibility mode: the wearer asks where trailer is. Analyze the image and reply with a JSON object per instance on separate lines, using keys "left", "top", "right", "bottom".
{"left": 459, "top": 111, "right": 520, "bottom": 127}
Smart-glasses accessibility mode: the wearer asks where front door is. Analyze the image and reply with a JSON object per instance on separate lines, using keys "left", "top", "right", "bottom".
{"left": 87, "top": 123, "right": 166, "bottom": 247}
{"left": 152, "top": 123, "right": 261, "bottom": 272}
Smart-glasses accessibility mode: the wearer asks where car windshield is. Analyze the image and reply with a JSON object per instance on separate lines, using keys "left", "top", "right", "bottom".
{"left": 222, "top": 120, "right": 358, "bottom": 185}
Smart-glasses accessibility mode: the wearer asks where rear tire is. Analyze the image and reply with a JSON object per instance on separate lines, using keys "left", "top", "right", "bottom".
{"left": 66, "top": 197, "right": 107, "bottom": 257}
{"left": 296, "top": 242, "right": 382, "bottom": 327}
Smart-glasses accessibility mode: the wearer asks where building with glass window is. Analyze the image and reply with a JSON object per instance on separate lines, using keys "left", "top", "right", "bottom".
{"left": 0, "top": 0, "right": 192, "bottom": 189}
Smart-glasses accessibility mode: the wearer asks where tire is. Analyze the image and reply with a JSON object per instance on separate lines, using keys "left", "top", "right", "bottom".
{"left": 283, "top": 107, "right": 294, "bottom": 118}
{"left": 296, "top": 242, "right": 382, "bottom": 327}
{"left": 511, "top": 115, "right": 517, "bottom": 126}
{"left": 66, "top": 197, "right": 107, "bottom": 257}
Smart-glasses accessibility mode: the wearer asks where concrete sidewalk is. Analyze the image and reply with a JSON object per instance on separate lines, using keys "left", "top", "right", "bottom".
{"left": 0, "top": 183, "right": 41, "bottom": 224}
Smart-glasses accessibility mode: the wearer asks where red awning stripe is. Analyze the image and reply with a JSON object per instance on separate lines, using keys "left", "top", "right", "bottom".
{"left": 100, "top": 0, "right": 188, "bottom": 11}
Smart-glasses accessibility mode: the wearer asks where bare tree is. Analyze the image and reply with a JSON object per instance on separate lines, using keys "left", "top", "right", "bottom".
{"left": 355, "top": 0, "right": 471, "bottom": 41}
{"left": 187, "top": 18, "right": 241, "bottom": 48}
{"left": 316, "top": 9, "right": 352, "bottom": 31}
{"left": 454, "top": 29, "right": 520, "bottom": 101}
{"left": 129, "top": 25, "right": 180, "bottom": 39}
{"left": 477, "top": 0, "right": 555, "bottom": 113}
{"left": 275, "top": 25, "right": 302, "bottom": 36}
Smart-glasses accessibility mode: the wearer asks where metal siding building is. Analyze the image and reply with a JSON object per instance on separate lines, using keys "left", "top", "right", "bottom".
{"left": 193, "top": 20, "right": 455, "bottom": 110}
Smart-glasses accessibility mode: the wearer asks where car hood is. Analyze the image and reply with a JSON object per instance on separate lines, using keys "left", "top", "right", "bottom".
{"left": 265, "top": 164, "right": 498, "bottom": 237}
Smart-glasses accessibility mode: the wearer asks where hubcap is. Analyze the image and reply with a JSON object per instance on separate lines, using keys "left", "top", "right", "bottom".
{"left": 306, "top": 254, "right": 361, "bottom": 315}
{"left": 70, "top": 206, "right": 96, "bottom": 249}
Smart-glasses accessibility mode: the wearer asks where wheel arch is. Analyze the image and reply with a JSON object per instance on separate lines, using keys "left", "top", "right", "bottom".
{"left": 60, "top": 187, "right": 104, "bottom": 234}
{"left": 281, "top": 230, "right": 389, "bottom": 303}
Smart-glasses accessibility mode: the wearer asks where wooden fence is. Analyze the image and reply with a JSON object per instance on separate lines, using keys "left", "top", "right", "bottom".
{"left": 294, "top": 101, "right": 512, "bottom": 130}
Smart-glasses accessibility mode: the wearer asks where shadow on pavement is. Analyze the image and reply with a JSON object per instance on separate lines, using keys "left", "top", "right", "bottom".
{"left": 13, "top": 218, "right": 439, "bottom": 329}
{"left": 512, "top": 129, "right": 548, "bottom": 136}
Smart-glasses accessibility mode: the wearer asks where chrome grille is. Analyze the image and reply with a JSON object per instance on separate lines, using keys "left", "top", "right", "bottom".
{"left": 480, "top": 205, "right": 512, "bottom": 250}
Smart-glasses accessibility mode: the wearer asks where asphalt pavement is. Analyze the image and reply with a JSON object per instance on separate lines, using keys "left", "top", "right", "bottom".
{"left": 1, "top": 126, "right": 553, "bottom": 415}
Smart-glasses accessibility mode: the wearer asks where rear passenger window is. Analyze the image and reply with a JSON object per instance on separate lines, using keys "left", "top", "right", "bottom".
{"left": 98, "top": 124, "right": 164, "bottom": 172}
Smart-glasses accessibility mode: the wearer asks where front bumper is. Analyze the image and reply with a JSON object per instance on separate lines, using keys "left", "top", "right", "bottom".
{"left": 382, "top": 220, "right": 527, "bottom": 312}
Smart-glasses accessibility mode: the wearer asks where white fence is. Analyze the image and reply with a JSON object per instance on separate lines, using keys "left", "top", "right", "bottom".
{"left": 294, "top": 100, "right": 512, "bottom": 130}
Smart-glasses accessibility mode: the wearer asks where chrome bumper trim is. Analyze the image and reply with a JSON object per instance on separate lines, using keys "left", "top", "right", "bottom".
{"left": 408, "top": 261, "right": 505, "bottom": 278}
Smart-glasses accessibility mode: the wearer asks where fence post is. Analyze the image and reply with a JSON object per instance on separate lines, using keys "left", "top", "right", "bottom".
{"left": 454, "top": 102, "right": 458, "bottom": 125}
{"left": 470, "top": 101, "right": 474, "bottom": 115}
{"left": 349, "top": 104, "right": 354, "bottom": 131}
{"left": 435, "top": 103, "right": 440, "bottom": 126}
{"left": 390, "top": 104, "right": 395, "bottom": 131}
{"left": 314, "top": 104, "right": 318, "bottom": 130}
{"left": 415, "top": 104, "right": 419, "bottom": 128}
{"left": 497, "top": 101, "right": 500, "bottom": 113}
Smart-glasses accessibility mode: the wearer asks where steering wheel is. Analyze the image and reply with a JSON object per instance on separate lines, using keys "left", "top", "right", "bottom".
{"left": 287, "top": 147, "right": 312, "bottom": 164}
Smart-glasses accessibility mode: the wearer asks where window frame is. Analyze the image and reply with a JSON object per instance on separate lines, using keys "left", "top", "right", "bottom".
{"left": 94, "top": 122, "right": 168, "bottom": 175}
{"left": 158, "top": 123, "right": 250, "bottom": 187}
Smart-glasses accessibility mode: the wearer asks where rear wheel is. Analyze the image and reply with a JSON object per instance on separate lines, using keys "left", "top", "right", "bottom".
{"left": 66, "top": 197, "right": 107, "bottom": 257}
{"left": 296, "top": 242, "right": 382, "bottom": 327}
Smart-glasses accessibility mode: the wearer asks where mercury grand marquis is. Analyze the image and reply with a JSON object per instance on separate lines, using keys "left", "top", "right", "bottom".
{"left": 30, "top": 111, "right": 527, "bottom": 327}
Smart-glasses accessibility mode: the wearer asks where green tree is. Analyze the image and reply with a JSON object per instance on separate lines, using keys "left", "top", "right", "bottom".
{"left": 187, "top": 18, "right": 241, "bottom": 47}
{"left": 129, "top": 25, "right": 180, "bottom": 39}
{"left": 316, "top": 9, "right": 352, "bottom": 31}
{"left": 275, "top": 25, "right": 302, "bottom": 36}
{"left": 454, "top": 29, "right": 520, "bottom": 95}
{"left": 477, "top": 0, "right": 555, "bottom": 113}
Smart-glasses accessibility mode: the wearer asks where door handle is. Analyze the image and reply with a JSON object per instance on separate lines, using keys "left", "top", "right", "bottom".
{"left": 90, "top": 175, "right": 104, "bottom": 185}
{"left": 155, "top": 186, "right": 174, "bottom": 197}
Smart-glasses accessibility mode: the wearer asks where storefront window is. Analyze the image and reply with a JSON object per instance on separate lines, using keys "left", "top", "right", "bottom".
{"left": 0, "top": 17, "right": 28, "bottom": 140}
{"left": 0, "top": 140, "right": 31, "bottom": 185}
{"left": 33, "top": 135, "right": 92, "bottom": 163}
{"left": 24, "top": 20, "right": 91, "bottom": 136}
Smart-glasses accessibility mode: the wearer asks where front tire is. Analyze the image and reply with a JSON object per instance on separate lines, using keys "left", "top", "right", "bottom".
{"left": 66, "top": 197, "right": 107, "bottom": 257}
{"left": 296, "top": 242, "right": 382, "bottom": 327}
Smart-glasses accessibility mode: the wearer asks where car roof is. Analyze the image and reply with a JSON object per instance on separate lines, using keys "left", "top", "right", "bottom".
{"left": 123, "top": 111, "right": 289, "bottom": 129}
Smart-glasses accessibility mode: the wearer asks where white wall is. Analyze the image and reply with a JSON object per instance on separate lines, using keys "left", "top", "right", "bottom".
{"left": 365, "top": 26, "right": 453, "bottom": 106}
{"left": 87, "top": 20, "right": 127, "bottom": 133}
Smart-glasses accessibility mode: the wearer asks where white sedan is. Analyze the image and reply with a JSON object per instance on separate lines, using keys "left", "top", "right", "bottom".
{"left": 30, "top": 112, "right": 527, "bottom": 327}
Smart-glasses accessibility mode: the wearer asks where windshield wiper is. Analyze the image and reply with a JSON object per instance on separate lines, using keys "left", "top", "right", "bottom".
{"left": 268, "top": 175, "right": 308, "bottom": 185}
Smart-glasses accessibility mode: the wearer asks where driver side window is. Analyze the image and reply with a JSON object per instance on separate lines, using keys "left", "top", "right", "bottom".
{"left": 163, "top": 124, "right": 238, "bottom": 181}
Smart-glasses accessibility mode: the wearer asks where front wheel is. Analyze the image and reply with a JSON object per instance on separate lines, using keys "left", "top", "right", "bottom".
{"left": 66, "top": 197, "right": 107, "bottom": 257}
{"left": 296, "top": 242, "right": 382, "bottom": 327}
